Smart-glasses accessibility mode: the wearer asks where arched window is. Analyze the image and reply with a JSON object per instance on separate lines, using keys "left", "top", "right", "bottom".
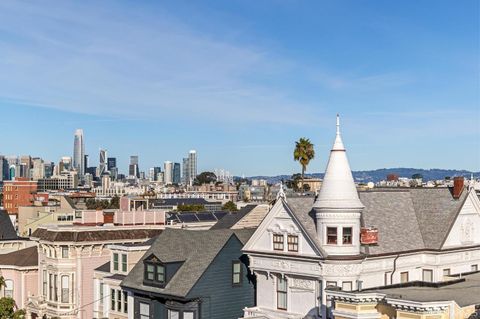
{"left": 4, "top": 280, "right": 13, "bottom": 298}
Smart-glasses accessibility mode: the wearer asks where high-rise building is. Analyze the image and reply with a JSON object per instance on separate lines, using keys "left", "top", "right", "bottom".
{"left": 129, "top": 156, "right": 140, "bottom": 178}
{"left": 188, "top": 150, "right": 197, "bottom": 186}
{"left": 149, "top": 167, "right": 162, "bottom": 181}
{"left": 182, "top": 157, "right": 189, "bottom": 185}
{"left": 97, "top": 149, "right": 107, "bottom": 177}
{"left": 107, "top": 157, "right": 117, "bottom": 171}
{"left": 164, "top": 161, "right": 173, "bottom": 185}
{"left": 173, "top": 162, "right": 181, "bottom": 184}
{"left": 73, "top": 129, "right": 85, "bottom": 178}
{"left": 0, "top": 156, "right": 9, "bottom": 181}
{"left": 32, "top": 158, "right": 45, "bottom": 180}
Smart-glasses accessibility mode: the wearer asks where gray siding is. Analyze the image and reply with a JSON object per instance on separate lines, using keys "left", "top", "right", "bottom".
{"left": 187, "top": 236, "right": 255, "bottom": 319}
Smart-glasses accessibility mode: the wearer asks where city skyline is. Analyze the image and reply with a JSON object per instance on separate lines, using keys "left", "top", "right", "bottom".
{"left": 0, "top": 1, "right": 478, "bottom": 175}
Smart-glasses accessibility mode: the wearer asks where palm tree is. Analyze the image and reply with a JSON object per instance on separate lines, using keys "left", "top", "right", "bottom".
{"left": 293, "top": 138, "right": 315, "bottom": 190}
{"left": 0, "top": 276, "right": 5, "bottom": 297}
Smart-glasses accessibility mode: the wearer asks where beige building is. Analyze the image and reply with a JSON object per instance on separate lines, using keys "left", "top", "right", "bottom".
{"left": 326, "top": 272, "right": 480, "bottom": 319}
{"left": 18, "top": 196, "right": 76, "bottom": 237}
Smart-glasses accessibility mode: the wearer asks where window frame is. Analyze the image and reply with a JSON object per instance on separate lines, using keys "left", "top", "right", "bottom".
{"left": 342, "top": 227, "right": 353, "bottom": 245}
{"left": 113, "top": 253, "right": 119, "bottom": 271}
{"left": 400, "top": 271, "right": 409, "bottom": 283}
{"left": 422, "top": 269, "right": 433, "bottom": 282}
{"left": 287, "top": 234, "right": 299, "bottom": 252}
{"left": 232, "top": 260, "right": 242, "bottom": 286}
{"left": 123, "top": 291, "right": 128, "bottom": 313}
{"left": 276, "top": 277, "right": 287, "bottom": 310}
{"left": 4, "top": 280, "right": 13, "bottom": 298}
{"left": 472, "top": 264, "right": 478, "bottom": 272}
{"left": 61, "top": 246, "right": 69, "bottom": 259}
{"left": 273, "top": 233, "right": 284, "bottom": 251}
{"left": 61, "top": 275, "right": 69, "bottom": 303}
{"left": 121, "top": 254, "right": 127, "bottom": 272}
{"left": 143, "top": 257, "right": 166, "bottom": 287}
{"left": 327, "top": 227, "right": 338, "bottom": 244}
{"left": 139, "top": 302, "right": 150, "bottom": 319}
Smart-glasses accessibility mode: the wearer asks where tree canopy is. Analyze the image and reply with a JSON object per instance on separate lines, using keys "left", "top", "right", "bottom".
{"left": 86, "top": 195, "right": 120, "bottom": 210}
{"left": 222, "top": 201, "right": 238, "bottom": 212}
{"left": 194, "top": 172, "right": 217, "bottom": 185}
{"left": 293, "top": 138, "right": 315, "bottom": 189}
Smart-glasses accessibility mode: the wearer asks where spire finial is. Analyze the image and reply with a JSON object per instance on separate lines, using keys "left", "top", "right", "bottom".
{"left": 336, "top": 114, "right": 340, "bottom": 135}
{"left": 276, "top": 181, "right": 287, "bottom": 202}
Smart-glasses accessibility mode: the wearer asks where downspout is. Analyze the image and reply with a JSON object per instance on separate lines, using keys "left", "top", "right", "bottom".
{"left": 390, "top": 255, "right": 400, "bottom": 284}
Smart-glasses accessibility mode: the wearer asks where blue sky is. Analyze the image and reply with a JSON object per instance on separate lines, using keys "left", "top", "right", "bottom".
{"left": 0, "top": 0, "right": 478, "bottom": 176}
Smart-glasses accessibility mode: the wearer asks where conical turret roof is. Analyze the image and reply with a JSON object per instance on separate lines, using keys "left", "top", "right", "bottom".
{"left": 313, "top": 115, "right": 364, "bottom": 209}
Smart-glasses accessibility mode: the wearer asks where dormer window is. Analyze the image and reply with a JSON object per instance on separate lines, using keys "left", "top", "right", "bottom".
{"left": 144, "top": 255, "right": 166, "bottom": 287}
{"left": 327, "top": 227, "right": 337, "bottom": 244}
{"left": 287, "top": 235, "right": 298, "bottom": 252}
{"left": 273, "top": 234, "right": 284, "bottom": 251}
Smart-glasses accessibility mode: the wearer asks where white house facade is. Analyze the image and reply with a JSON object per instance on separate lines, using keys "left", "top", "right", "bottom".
{"left": 242, "top": 116, "right": 480, "bottom": 319}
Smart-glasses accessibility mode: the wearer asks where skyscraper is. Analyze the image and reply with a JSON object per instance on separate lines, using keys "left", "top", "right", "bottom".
{"left": 173, "top": 162, "right": 181, "bottom": 184}
{"left": 182, "top": 157, "right": 189, "bottom": 185}
{"left": 73, "top": 129, "right": 85, "bottom": 178}
{"left": 129, "top": 156, "right": 140, "bottom": 178}
{"left": 97, "top": 149, "right": 107, "bottom": 176}
{"left": 107, "top": 157, "right": 117, "bottom": 171}
{"left": 188, "top": 150, "right": 197, "bottom": 186}
{"left": 164, "top": 161, "right": 173, "bottom": 185}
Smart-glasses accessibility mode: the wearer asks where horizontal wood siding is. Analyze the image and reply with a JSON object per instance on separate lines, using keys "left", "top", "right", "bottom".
{"left": 187, "top": 236, "right": 255, "bottom": 319}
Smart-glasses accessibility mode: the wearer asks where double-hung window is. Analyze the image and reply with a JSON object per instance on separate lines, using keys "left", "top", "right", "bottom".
{"left": 277, "top": 277, "right": 287, "bottom": 310}
{"left": 123, "top": 291, "right": 128, "bottom": 313}
{"left": 273, "top": 234, "right": 284, "bottom": 251}
{"left": 167, "top": 310, "right": 179, "bottom": 319}
{"left": 422, "top": 269, "right": 433, "bottom": 282}
{"left": 111, "top": 289, "right": 115, "bottom": 311}
{"left": 144, "top": 257, "right": 166, "bottom": 286}
{"left": 61, "top": 246, "right": 69, "bottom": 258}
{"left": 61, "top": 275, "right": 69, "bottom": 303}
{"left": 342, "top": 227, "right": 352, "bottom": 244}
{"left": 287, "top": 235, "right": 298, "bottom": 252}
{"left": 327, "top": 227, "right": 337, "bottom": 244}
{"left": 232, "top": 261, "right": 242, "bottom": 285}
{"left": 122, "top": 254, "right": 127, "bottom": 272}
{"left": 117, "top": 290, "right": 122, "bottom": 312}
{"left": 4, "top": 280, "right": 13, "bottom": 298}
{"left": 139, "top": 302, "right": 150, "bottom": 319}
{"left": 113, "top": 253, "right": 119, "bottom": 271}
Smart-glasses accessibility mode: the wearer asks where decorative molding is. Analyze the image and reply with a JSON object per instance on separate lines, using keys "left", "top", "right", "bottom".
{"left": 322, "top": 263, "right": 362, "bottom": 276}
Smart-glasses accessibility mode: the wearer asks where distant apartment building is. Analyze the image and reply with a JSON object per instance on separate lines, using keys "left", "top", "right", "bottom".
{"left": 164, "top": 161, "right": 173, "bottom": 185}
{"left": 3, "top": 178, "right": 38, "bottom": 214}
{"left": 173, "top": 162, "right": 181, "bottom": 184}
{"left": 129, "top": 156, "right": 140, "bottom": 178}
{"left": 37, "top": 171, "right": 78, "bottom": 191}
{"left": 181, "top": 150, "right": 197, "bottom": 186}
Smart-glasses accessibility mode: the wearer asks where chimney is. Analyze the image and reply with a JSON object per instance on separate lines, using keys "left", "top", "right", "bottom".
{"left": 453, "top": 177, "right": 464, "bottom": 199}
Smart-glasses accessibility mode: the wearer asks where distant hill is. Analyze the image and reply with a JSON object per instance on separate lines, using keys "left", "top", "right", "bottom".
{"left": 243, "top": 168, "right": 479, "bottom": 184}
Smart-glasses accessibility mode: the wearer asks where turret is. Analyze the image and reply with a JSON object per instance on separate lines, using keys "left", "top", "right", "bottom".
{"left": 314, "top": 115, "right": 364, "bottom": 256}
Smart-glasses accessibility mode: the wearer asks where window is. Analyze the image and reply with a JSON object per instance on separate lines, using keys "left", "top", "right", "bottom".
{"left": 113, "top": 253, "right": 119, "bottom": 271}
{"left": 342, "top": 281, "right": 352, "bottom": 291}
{"left": 287, "top": 235, "right": 298, "bottom": 252}
{"left": 472, "top": 264, "right": 478, "bottom": 272}
{"left": 400, "top": 271, "right": 409, "bottom": 283}
{"left": 43, "top": 271, "right": 47, "bottom": 297}
{"left": 277, "top": 277, "right": 287, "bottom": 310}
{"left": 384, "top": 272, "right": 391, "bottom": 285}
{"left": 326, "top": 281, "right": 337, "bottom": 287}
{"left": 273, "top": 234, "right": 284, "bottom": 251}
{"left": 111, "top": 289, "right": 115, "bottom": 311}
{"left": 342, "top": 227, "right": 352, "bottom": 245}
{"left": 167, "top": 310, "right": 179, "bottom": 319}
{"left": 99, "top": 283, "right": 104, "bottom": 304}
{"left": 54, "top": 275, "right": 58, "bottom": 301}
{"left": 443, "top": 269, "right": 450, "bottom": 279}
{"left": 61, "top": 275, "right": 69, "bottom": 303}
{"left": 117, "top": 290, "right": 122, "bottom": 311}
{"left": 232, "top": 261, "right": 242, "bottom": 285}
{"left": 49, "top": 274, "right": 53, "bottom": 301}
{"left": 61, "top": 246, "right": 68, "bottom": 258}
{"left": 146, "top": 264, "right": 155, "bottom": 280}
{"left": 123, "top": 291, "right": 128, "bottom": 313}
{"left": 139, "top": 302, "right": 150, "bottom": 319}
{"left": 122, "top": 254, "right": 127, "bottom": 272}
{"left": 144, "top": 259, "right": 166, "bottom": 286}
{"left": 327, "top": 227, "right": 337, "bottom": 244}
{"left": 184, "top": 312, "right": 194, "bottom": 319}
{"left": 422, "top": 269, "right": 433, "bottom": 282}
{"left": 4, "top": 280, "right": 13, "bottom": 298}
{"left": 156, "top": 265, "right": 165, "bottom": 283}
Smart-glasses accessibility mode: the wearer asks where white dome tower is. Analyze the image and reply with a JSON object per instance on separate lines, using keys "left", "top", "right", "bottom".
{"left": 314, "top": 115, "right": 364, "bottom": 256}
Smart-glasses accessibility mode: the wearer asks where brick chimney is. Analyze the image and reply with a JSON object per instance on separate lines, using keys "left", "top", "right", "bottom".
{"left": 453, "top": 176, "right": 464, "bottom": 199}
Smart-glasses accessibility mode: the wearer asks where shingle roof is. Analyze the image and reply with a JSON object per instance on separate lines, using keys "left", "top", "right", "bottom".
{"left": 210, "top": 205, "right": 256, "bottom": 230}
{"left": 121, "top": 228, "right": 255, "bottom": 298}
{"left": 0, "top": 210, "right": 18, "bottom": 240}
{"left": 0, "top": 246, "right": 38, "bottom": 267}
{"left": 31, "top": 228, "right": 163, "bottom": 242}
{"left": 95, "top": 261, "right": 110, "bottom": 273}
{"left": 283, "top": 188, "right": 469, "bottom": 256}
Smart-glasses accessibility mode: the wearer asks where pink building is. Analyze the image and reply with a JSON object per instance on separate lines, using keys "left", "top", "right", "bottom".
{"left": 26, "top": 225, "right": 163, "bottom": 319}
{"left": 0, "top": 246, "right": 38, "bottom": 309}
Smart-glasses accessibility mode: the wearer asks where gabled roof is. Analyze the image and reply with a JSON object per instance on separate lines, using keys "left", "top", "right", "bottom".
{"left": 0, "top": 246, "right": 38, "bottom": 267}
{"left": 0, "top": 210, "right": 18, "bottom": 240}
{"left": 121, "top": 228, "right": 255, "bottom": 298}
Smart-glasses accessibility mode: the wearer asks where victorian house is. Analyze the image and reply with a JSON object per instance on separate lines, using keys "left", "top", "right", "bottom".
{"left": 242, "top": 116, "right": 480, "bottom": 319}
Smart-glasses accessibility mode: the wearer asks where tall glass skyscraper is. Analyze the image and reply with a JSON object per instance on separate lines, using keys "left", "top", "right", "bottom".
{"left": 73, "top": 129, "right": 85, "bottom": 178}
{"left": 188, "top": 150, "right": 197, "bottom": 186}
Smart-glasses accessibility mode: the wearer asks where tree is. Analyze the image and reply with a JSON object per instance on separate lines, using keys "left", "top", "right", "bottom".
{"left": 109, "top": 196, "right": 120, "bottom": 209}
{"left": 177, "top": 204, "right": 205, "bottom": 212}
{"left": 411, "top": 173, "right": 423, "bottom": 180}
{"left": 222, "top": 201, "right": 238, "bottom": 212}
{"left": 194, "top": 172, "right": 217, "bottom": 185}
{"left": 0, "top": 297, "right": 25, "bottom": 319}
{"left": 293, "top": 138, "right": 315, "bottom": 190}
{"left": 0, "top": 276, "right": 5, "bottom": 291}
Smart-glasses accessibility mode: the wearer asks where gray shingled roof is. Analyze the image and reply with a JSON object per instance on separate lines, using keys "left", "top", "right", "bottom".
{"left": 0, "top": 210, "right": 18, "bottom": 240}
{"left": 0, "top": 246, "right": 38, "bottom": 267}
{"left": 121, "top": 228, "right": 255, "bottom": 298}
{"left": 284, "top": 188, "right": 469, "bottom": 256}
{"left": 210, "top": 205, "right": 256, "bottom": 230}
